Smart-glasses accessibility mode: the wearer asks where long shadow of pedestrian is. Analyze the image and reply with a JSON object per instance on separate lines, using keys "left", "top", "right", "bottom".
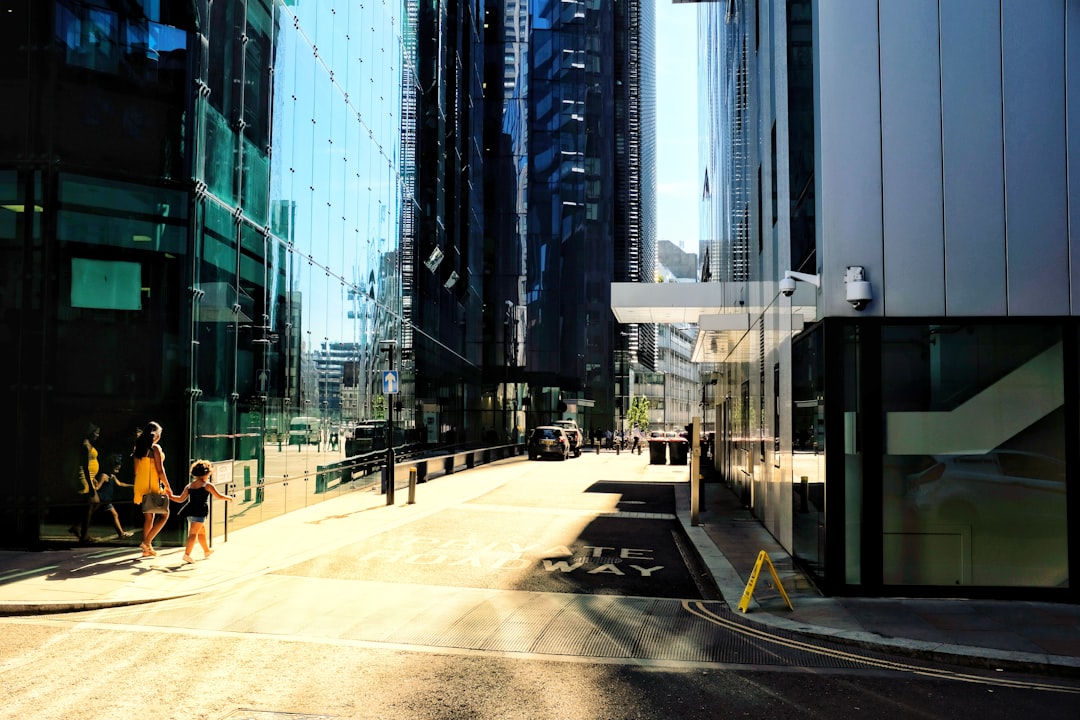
{"left": 43, "top": 548, "right": 185, "bottom": 581}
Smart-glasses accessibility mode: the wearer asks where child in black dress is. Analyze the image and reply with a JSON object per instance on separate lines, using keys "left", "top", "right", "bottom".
{"left": 172, "top": 460, "right": 235, "bottom": 564}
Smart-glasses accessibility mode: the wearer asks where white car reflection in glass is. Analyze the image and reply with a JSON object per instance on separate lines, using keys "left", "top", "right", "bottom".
{"left": 905, "top": 450, "right": 1066, "bottom": 530}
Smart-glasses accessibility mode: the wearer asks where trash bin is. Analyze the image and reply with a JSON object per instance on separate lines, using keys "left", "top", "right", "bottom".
{"left": 648, "top": 439, "right": 668, "bottom": 465}
{"left": 668, "top": 439, "right": 688, "bottom": 465}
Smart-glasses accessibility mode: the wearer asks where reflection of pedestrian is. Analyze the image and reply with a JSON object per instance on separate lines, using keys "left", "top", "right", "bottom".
{"left": 132, "top": 421, "right": 170, "bottom": 557}
{"left": 92, "top": 455, "right": 134, "bottom": 540}
{"left": 69, "top": 423, "right": 101, "bottom": 543}
{"left": 172, "top": 460, "right": 234, "bottom": 564}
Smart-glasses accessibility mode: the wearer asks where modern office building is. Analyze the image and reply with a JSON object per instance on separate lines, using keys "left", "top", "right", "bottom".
{"left": 0, "top": 1, "right": 414, "bottom": 546}
{"left": 409, "top": 1, "right": 489, "bottom": 446}
{"left": 485, "top": 0, "right": 658, "bottom": 436}
{"left": 619, "top": 0, "right": 1079, "bottom": 602}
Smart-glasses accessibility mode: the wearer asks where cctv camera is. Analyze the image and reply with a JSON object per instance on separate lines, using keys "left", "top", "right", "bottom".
{"left": 779, "top": 277, "right": 796, "bottom": 297}
{"left": 847, "top": 291, "right": 871, "bottom": 311}
{"left": 844, "top": 266, "right": 872, "bottom": 311}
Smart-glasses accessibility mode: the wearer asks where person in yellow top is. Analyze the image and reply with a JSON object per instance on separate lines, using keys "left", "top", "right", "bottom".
{"left": 132, "top": 421, "right": 171, "bottom": 557}
{"left": 69, "top": 423, "right": 101, "bottom": 543}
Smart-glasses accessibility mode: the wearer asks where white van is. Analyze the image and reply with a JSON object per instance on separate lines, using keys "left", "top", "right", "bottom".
{"left": 289, "top": 416, "right": 321, "bottom": 445}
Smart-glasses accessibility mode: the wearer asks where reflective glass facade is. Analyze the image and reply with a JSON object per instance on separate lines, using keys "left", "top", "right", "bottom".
{"left": 0, "top": 1, "right": 414, "bottom": 546}
{"left": 489, "top": 0, "right": 656, "bottom": 435}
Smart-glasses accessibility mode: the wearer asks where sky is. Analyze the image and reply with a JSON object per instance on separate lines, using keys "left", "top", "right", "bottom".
{"left": 654, "top": 0, "right": 700, "bottom": 253}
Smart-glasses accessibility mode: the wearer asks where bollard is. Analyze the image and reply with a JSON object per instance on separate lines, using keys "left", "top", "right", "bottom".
{"left": 408, "top": 467, "right": 417, "bottom": 504}
{"left": 800, "top": 476, "right": 809, "bottom": 514}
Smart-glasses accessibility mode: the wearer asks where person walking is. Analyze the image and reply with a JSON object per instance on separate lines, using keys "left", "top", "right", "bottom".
{"left": 132, "top": 421, "right": 171, "bottom": 557}
{"left": 69, "top": 423, "right": 101, "bottom": 543}
{"left": 171, "top": 459, "right": 234, "bottom": 564}
{"left": 91, "top": 454, "right": 134, "bottom": 540}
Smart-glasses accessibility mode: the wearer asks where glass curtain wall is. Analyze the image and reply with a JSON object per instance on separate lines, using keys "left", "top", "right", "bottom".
{"left": 880, "top": 323, "right": 1067, "bottom": 588}
{"left": 9, "top": 1, "right": 195, "bottom": 546}
{"left": 3, "top": 0, "right": 413, "bottom": 547}
{"left": 189, "top": 0, "right": 412, "bottom": 535}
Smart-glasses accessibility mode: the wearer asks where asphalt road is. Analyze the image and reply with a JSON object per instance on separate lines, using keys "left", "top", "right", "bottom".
{"left": 4, "top": 452, "right": 1080, "bottom": 719}
{"left": 280, "top": 473, "right": 710, "bottom": 599}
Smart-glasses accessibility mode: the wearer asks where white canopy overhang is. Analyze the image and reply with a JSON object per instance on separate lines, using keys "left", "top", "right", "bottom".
{"left": 610, "top": 282, "right": 816, "bottom": 363}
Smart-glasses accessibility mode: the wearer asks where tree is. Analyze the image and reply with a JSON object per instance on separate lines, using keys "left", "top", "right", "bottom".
{"left": 627, "top": 395, "right": 650, "bottom": 433}
{"left": 372, "top": 394, "right": 386, "bottom": 420}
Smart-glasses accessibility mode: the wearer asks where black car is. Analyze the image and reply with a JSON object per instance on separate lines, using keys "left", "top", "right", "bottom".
{"left": 528, "top": 426, "right": 570, "bottom": 461}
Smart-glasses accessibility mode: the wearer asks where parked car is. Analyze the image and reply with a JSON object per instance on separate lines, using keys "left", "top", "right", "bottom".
{"left": 528, "top": 426, "right": 570, "bottom": 461}
{"left": 552, "top": 419, "right": 583, "bottom": 457}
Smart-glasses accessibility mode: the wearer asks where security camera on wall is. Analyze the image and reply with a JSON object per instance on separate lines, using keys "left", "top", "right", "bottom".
{"left": 780, "top": 270, "right": 819, "bottom": 298}
{"left": 844, "top": 266, "right": 872, "bottom": 311}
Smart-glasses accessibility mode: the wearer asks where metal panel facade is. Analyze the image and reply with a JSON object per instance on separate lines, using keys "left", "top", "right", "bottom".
{"left": 941, "top": 0, "right": 1007, "bottom": 316}
{"left": 1002, "top": 0, "right": 1069, "bottom": 315}
{"left": 1069, "top": 0, "right": 1080, "bottom": 312}
{"left": 879, "top": 0, "right": 944, "bottom": 315}
{"left": 814, "top": 0, "right": 883, "bottom": 317}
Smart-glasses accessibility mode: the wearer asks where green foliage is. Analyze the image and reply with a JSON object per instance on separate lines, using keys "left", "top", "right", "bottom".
{"left": 627, "top": 395, "right": 650, "bottom": 432}
{"left": 372, "top": 394, "right": 386, "bottom": 420}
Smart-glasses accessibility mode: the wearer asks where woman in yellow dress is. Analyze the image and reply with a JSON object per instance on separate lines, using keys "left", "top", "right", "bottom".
{"left": 132, "top": 421, "right": 171, "bottom": 557}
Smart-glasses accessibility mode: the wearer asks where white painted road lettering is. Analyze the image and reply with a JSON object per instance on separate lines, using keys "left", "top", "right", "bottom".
{"left": 358, "top": 539, "right": 666, "bottom": 577}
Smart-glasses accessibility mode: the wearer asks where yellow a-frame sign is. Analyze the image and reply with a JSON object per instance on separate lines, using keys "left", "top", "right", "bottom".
{"left": 737, "top": 550, "right": 794, "bottom": 613}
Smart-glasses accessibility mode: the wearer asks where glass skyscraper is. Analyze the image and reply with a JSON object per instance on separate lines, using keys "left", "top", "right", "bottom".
{"left": 0, "top": 0, "right": 657, "bottom": 548}
{"left": 486, "top": 0, "right": 656, "bottom": 436}
{"left": 0, "top": 0, "right": 413, "bottom": 546}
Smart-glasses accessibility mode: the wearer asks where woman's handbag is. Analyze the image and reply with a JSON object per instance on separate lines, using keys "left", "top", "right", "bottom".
{"left": 140, "top": 487, "right": 169, "bottom": 514}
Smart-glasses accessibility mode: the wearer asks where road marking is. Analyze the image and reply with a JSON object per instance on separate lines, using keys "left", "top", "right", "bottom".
{"left": 465, "top": 503, "right": 675, "bottom": 520}
{"left": 682, "top": 600, "right": 1080, "bottom": 694}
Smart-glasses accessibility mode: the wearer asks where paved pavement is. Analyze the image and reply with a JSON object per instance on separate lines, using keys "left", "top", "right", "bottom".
{"left": 2, "top": 449, "right": 1079, "bottom": 678}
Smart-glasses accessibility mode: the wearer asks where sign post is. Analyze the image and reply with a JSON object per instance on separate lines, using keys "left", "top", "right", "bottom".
{"left": 380, "top": 341, "right": 398, "bottom": 505}
{"left": 690, "top": 415, "right": 701, "bottom": 525}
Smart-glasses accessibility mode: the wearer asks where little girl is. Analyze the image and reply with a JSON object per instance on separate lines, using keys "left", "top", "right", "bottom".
{"left": 172, "top": 459, "right": 235, "bottom": 564}
{"left": 93, "top": 454, "right": 134, "bottom": 539}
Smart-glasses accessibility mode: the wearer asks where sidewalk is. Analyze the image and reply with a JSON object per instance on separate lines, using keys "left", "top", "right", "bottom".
{"left": 674, "top": 462, "right": 1080, "bottom": 677}
{"left": 2, "top": 452, "right": 1079, "bottom": 677}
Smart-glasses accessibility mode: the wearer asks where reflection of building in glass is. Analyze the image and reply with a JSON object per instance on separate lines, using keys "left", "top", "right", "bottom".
{"left": 690, "top": 0, "right": 1078, "bottom": 602}
{"left": 484, "top": 0, "right": 657, "bottom": 435}
{"left": 0, "top": 2, "right": 413, "bottom": 545}
{"left": 646, "top": 241, "right": 702, "bottom": 433}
